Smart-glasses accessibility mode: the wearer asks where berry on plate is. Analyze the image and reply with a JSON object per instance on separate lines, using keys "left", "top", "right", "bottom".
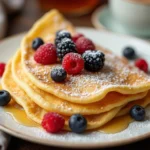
{"left": 123, "top": 47, "right": 136, "bottom": 60}
{"left": 82, "top": 50, "right": 105, "bottom": 72}
{"left": 62, "top": 53, "right": 84, "bottom": 75}
{"left": 57, "top": 38, "right": 77, "bottom": 61}
{"left": 34, "top": 43, "right": 57, "bottom": 65}
{"left": 0, "top": 90, "right": 11, "bottom": 106}
{"left": 72, "top": 33, "right": 84, "bottom": 43}
{"left": 51, "top": 68, "right": 67, "bottom": 82}
{"left": 69, "top": 114, "right": 87, "bottom": 133}
{"left": 75, "top": 37, "right": 95, "bottom": 54}
{"left": 42, "top": 112, "right": 65, "bottom": 133}
{"left": 135, "top": 58, "right": 148, "bottom": 73}
{"left": 55, "top": 30, "right": 72, "bottom": 46}
{"left": 130, "top": 105, "right": 145, "bottom": 121}
{"left": 0, "top": 63, "right": 6, "bottom": 77}
{"left": 32, "top": 38, "right": 44, "bottom": 50}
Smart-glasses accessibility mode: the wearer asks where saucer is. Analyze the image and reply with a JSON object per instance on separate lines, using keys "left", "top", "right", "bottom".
{"left": 92, "top": 6, "right": 150, "bottom": 38}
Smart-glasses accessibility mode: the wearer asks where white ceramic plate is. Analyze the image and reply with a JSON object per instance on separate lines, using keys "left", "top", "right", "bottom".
{"left": 1, "top": 28, "right": 150, "bottom": 148}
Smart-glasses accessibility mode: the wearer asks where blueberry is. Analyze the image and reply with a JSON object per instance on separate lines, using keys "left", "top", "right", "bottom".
{"left": 51, "top": 68, "right": 67, "bottom": 82}
{"left": 130, "top": 105, "right": 145, "bottom": 121}
{"left": 69, "top": 114, "right": 87, "bottom": 133}
{"left": 32, "top": 38, "right": 44, "bottom": 50}
{"left": 0, "top": 90, "right": 11, "bottom": 106}
{"left": 123, "top": 47, "right": 136, "bottom": 59}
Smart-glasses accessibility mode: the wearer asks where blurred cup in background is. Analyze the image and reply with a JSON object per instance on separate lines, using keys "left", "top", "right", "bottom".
{"left": 109, "top": 0, "right": 150, "bottom": 37}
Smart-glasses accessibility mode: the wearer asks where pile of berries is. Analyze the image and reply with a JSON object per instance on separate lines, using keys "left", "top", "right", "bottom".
{"left": 32, "top": 30, "right": 105, "bottom": 82}
{"left": 31, "top": 30, "right": 105, "bottom": 133}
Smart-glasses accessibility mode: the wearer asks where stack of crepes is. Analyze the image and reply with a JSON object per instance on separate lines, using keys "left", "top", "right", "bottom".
{"left": 2, "top": 10, "right": 150, "bottom": 131}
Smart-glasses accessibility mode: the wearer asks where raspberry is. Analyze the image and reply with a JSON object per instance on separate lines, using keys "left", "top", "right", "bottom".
{"left": 72, "top": 33, "right": 84, "bottom": 43}
{"left": 42, "top": 112, "right": 65, "bottom": 133}
{"left": 34, "top": 43, "right": 57, "bottom": 65}
{"left": 75, "top": 37, "right": 95, "bottom": 54}
{"left": 82, "top": 50, "right": 105, "bottom": 72}
{"left": 57, "top": 38, "right": 77, "bottom": 61}
{"left": 0, "top": 63, "right": 6, "bottom": 77}
{"left": 62, "top": 53, "right": 84, "bottom": 75}
{"left": 135, "top": 58, "right": 148, "bottom": 73}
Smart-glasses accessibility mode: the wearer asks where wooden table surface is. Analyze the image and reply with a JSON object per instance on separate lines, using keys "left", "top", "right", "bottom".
{"left": 5, "top": 0, "right": 150, "bottom": 149}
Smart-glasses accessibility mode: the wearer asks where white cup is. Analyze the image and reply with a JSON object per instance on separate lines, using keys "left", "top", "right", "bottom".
{"left": 109, "top": 0, "right": 150, "bottom": 37}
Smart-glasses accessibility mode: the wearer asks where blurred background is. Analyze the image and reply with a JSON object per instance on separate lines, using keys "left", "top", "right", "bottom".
{"left": 0, "top": 0, "right": 107, "bottom": 37}
{"left": 1, "top": 0, "right": 150, "bottom": 39}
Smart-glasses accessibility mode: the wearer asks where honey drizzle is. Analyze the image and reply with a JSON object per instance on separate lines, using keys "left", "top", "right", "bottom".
{"left": 0, "top": 84, "right": 38, "bottom": 127}
{"left": 4, "top": 105, "right": 39, "bottom": 127}
{"left": 99, "top": 115, "right": 133, "bottom": 133}
{"left": 3, "top": 104, "right": 133, "bottom": 133}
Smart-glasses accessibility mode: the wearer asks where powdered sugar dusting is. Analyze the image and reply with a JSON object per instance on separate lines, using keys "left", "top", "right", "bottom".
{"left": 26, "top": 50, "right": 150, "bottom": 99}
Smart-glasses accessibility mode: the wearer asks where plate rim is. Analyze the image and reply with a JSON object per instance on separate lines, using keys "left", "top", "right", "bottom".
{"left": 0, "top": 28, "right": 150, "bottom": 148}
{"left": 1, "top": 124, "right": 150, "bottom": 149}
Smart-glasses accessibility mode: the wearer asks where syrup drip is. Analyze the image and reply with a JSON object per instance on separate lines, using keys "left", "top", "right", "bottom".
{"left": 99, "top": 115, "right": 133, "bottom": 133}
{"left": 4, "top": 105, "right": 39, "bottom": 127}
{"left": 4, "top": 105, "right": 133, "bottom": 133}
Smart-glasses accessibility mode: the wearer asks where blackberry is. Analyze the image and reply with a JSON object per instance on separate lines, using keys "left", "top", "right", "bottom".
{"left": 57, "top": 38, "right": 77, "bottom": 61}
{"left": 82, "top": 50, "right": 105, "bottom": 72}
{"left": 55, "top": 30, "right": 72, "bottom": 46}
